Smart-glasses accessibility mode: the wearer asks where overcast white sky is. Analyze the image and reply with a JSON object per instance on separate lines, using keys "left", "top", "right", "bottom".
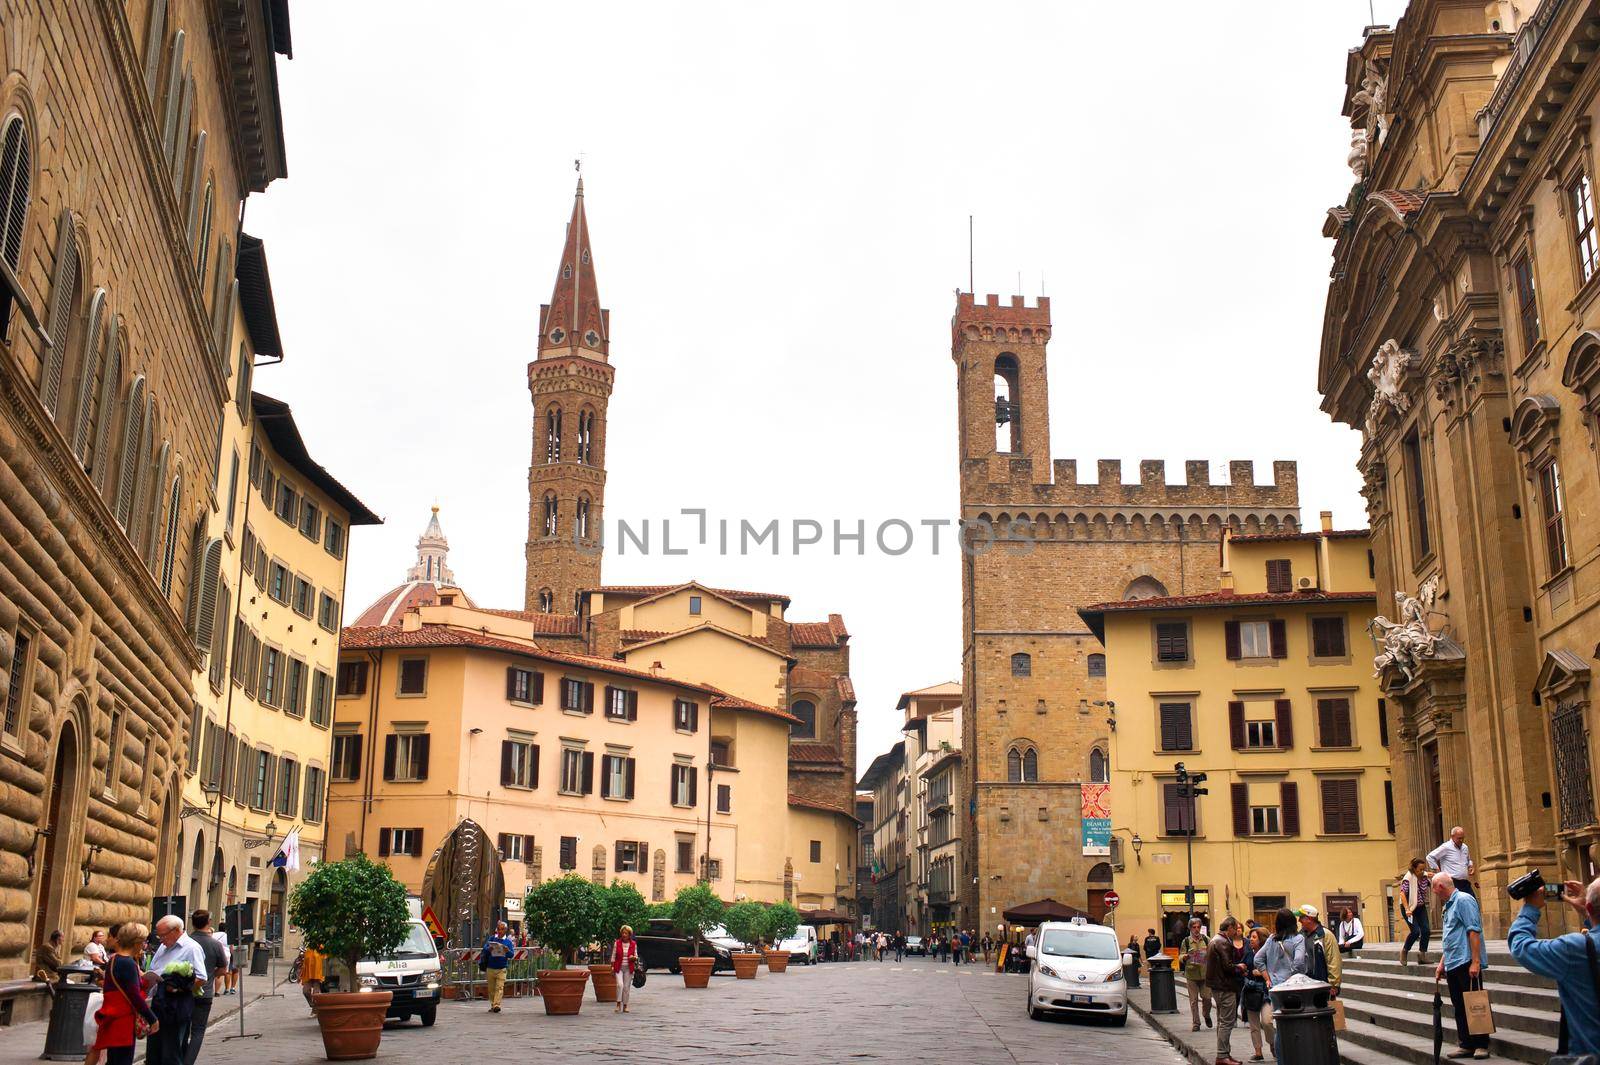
{"left": 245, "top": 1, "right": 1407, "bottom": 776}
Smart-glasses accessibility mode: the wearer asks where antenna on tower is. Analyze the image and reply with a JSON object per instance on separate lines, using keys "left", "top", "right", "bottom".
{"left": 968, "top": 215, "right": 974, "bottom": 293}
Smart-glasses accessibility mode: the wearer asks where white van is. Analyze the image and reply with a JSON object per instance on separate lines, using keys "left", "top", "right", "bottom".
{"left": 777, "top": 925, "right": 817, "bottom": 965}
{"left": 1024, "top": 918, "right": 1127, "bottom": 1025}
{"left": 350, "top": 918, "right": 444, "bottom": 1026}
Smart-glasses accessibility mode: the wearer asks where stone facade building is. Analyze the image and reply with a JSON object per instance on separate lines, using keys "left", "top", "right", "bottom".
{"left": 951, "top": 291, "right": 1300, "bottom": 934}
{"left": 0, "top": 0, "right": 290, "bottom": 1019}
{"left": 1318, "top": 0, "right": 1600, "bottom": 934}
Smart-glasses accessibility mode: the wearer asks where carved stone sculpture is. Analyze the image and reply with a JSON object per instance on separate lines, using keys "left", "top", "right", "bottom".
{"left": 1348, "top": 129, "right": 1369, "bottom": 180}
{"left": 1369, "top": 574, "right": 1442, "bottom": 682}
{"left": 1365, "top": 339, "right": 1417, "bottom": 435}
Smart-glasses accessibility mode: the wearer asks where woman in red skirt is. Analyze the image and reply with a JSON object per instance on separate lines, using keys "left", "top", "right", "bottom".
{"left": 92, "top": 924, "right": 158, "bottom": 1065}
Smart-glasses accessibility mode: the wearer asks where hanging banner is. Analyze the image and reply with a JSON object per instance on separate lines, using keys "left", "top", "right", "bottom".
{"left": 1081, "top": 783, "right": 1111, "bottom": 856}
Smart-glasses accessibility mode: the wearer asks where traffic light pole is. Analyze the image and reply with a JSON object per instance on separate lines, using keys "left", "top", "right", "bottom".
{"left": 1175, "top": 763, "right": 1207, "bottom": 935}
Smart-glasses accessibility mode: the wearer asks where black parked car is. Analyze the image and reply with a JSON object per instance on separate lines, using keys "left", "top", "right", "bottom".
{"left": 635, "top": 919, "right": 734, "bottom": 974}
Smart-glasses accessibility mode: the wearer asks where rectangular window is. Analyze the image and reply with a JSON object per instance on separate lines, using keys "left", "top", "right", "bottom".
{"left": 251, "top": 749, "right": 272, "bottom": 810}
{"left": 689, "top": 595, "right": 702, "bottom": 615}
{"left": 710, "top": 740, "right": 731, "bottom": 767}
{"left": 1245, "top": 719, "right": 1277, "bottom": 749}
{"left": 4, "top": 626, "right": 33, "bottom": 739}
{"left": 324, "top": 518, "right": 345, "bottom": 560}
{"left": 1320, "top": 777, "right": 1362, "bottom": 835}
{"left": 615, "top": 840, "right": 643, "bottom": 872}
{"left": 291, "top": 577, "right": 313, "bottom": 618}
{"left": 601, "top": 753, "right": 634, "bottom": 799}
{"left": 1162, "top": 781, "right": 1196, "bottom": 836}
{"left": 303, "top": 766, "right": 325, "bottom": 825}
{"left": 560, "top": 835, "right": 578, "bottom": 870}
{"left": 385, "top": 828, "right": 422, "bottom": 858}
{"left": 283, "top": 657, "right": 308, "bottom": 718}
{"left": 501, "top": 737, "right": 538, "bottom": 789}
{"left": 716, "top": 783, "right": 731, "bottom": 814}
{"left": 1403, "top": 431, "right": 1431, "bottom": 558}
{"left": 808, "top": 839, "right": 822, "bottom": 863}
{"left": 240, "top": 526, "right": 256, "bottom": 575}
{"left": 1513, "top": 253, "right": 1540, "bottom": 351}
{"left": 274, "top": 482, "right": 298, "bottom": 525}
{"left": 276, "top": 758, "right": 299, "bottom": 817}
{"left": 1158, "top": 702, "right": 1193, "bottom": 752}
{"left": 1155, "top": 622, "right": 1189, "bottom": 663}
{"left": 606, "top": 686, "right": 637, "bottom": 721}
{"left": 299, "top": 500, "right": 321, "bottom": 541}
{"left": 1384, "top": 780, "right": 1396, "bottom": 834}
{"left": 259, "top": 647, "right": 282, "bottom": 707}
{"left": 560, "top": 677, "right": 593, "bottom": 713}
{"left": 336, "top": 659, "right": 368, "bottom": 697}
{"left": 384, "top": 732, "right": 430, "bottom": 782}
{"left": 676, "top": 838, "right": 694, "bottom": 874}
{"left": 207, "top": 582, "right": 232, "bottom": 691}
{"left": 1573, "top": 173, "right": 1600, "bottom": 283}
{"left": 397, "top": 657, "right": 427, "bottom": 696}
{"left": 506, "top": 667, "right": 543, "bottom": 704}
{"left": 1311, "top": 616, "right": 1347, "bottom": 658}
{"left": 1266, "top": 559, "right": 1293, "bottom": 594}
{"left": 671, "top": 762, "right": 697, "bottom": 807}
{"left": 225, "top": 450, "right": 240, "bottom": 536}
{"left": 186, "top": 704, "right": 204, "bottom": 776}
{"left": 1250, "top": 806, "right": 1281, "bottom": 835}
{"left": 673, "top": 699, "right": 699, "bottom": 733}
{"left": 310, "top": 669, "right": 332, "bottom": 727}
{"left": 267, "top": 562, "right": 289, "bottom": 604}
{"left": 1237, "top": 620, "right": 1272, "bottom": 659}
{"left": 1539, "top": 460, "right": 1569, "bottom": 574}
{"left": 1316, "top": 697, "right": 1354, "bottom": 748}
{"left": 331, "top": 731, "right": 362, "bottom": 782}
{"left": 317, "top": 593, "right": 339, "bottom": 632}
{"left": 559, "top": 747, "right": 593, "bottom": 795}
{"left": 1378, "top": 697, "right": 1389, "bottom": 748}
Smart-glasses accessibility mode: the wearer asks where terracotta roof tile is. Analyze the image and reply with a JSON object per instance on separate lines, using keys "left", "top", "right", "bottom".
{"left": 704, "top": 686, "right": 801, "bottom": 724}
{"left": 620, "top": 629, "right": 671, "bottom": 643}
{"left": 474, "top": 607, "right": 582, "bottom": 635}
{"left": 789, "top": 742, "right": 844, "bottom": 765}
{"left": 787, "top": 793, "right": 862, "bottom": 824}
{"left": 1229, "top": 529, "right": 1368, "bottom": 544}
{"left": 1082, "top": 589, "right": 1377, "bottom": 614}
{"left": 790, "top": 612, "right": 850, "bottom": 648}
{"left": 589, "top": 583, "right": 791, "bottom": 606}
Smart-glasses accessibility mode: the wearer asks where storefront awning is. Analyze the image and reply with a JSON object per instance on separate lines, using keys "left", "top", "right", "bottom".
{"left": 1001, "top": 898, "right": 1095, "bottom": 926}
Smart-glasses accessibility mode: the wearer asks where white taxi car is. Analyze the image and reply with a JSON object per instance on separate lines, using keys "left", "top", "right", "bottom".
{"left": 1024, "top": 918, "right": 1127, "bottom": 1025}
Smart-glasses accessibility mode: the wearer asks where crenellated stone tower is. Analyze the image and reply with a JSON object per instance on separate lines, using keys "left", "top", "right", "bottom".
{"left": 951, "top": 291, "right": 1301, "bottom": 929}
{"left": 524, "top": 179, "right": 611, "bottom": 613}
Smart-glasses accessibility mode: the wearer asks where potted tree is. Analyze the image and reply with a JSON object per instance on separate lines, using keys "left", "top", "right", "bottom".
{"left": 722, "top": 901, "right": 767, "bottom": 980}
{"left": 525, "top": 875, "right": 603, "bottom": 1015}
{"left": 763, "top": 902, "right": 800, "bottom": 973}
{"left": 592, "top": 880, "right": 650, "bottom": 1002}
{"left": 671, "top": 883, "right": 726, "bottom": 989}
{"left": 288, "top": 855, "right": 410, "bottom": 1061}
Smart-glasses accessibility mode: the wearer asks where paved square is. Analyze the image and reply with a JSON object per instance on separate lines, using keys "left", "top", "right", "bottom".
{"left": 20, "top": 958, "right": 1184, "bottom": 1065}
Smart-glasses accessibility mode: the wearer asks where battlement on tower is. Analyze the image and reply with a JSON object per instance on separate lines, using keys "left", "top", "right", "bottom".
{"left": 952, "top": 292, "right": 1052, "bottom": 342}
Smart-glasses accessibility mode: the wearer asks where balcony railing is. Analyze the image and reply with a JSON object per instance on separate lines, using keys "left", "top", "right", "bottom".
{"left": 1477, "top": 0, "right": 1561, "bottom": 144}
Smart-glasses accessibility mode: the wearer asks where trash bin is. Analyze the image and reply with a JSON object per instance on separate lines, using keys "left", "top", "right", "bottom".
{"left": 250, "top": 943, "right": 271, "bottom": 976}
{"left": 1269, "top": 975, "right": 1339, "bottom": 1065}
{"left": 1147, "top": 955, "right": 1177, "bottom": 1013}
{"left": 41, "top": 962, "right": 99, "bottom": 1061}
{"left": 1122, "top": 950, "right": 1141, "bottom": 989}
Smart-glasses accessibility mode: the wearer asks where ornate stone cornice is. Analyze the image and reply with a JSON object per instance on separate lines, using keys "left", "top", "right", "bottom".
{"left": 1432, "top": 333, "right": 1506, "bottom": 411}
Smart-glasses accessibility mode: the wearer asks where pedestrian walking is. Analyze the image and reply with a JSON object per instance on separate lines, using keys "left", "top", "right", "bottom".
{"left": 479, "top": 920, "right": 514, "bottom": 1013}
{"left": 1240, "top": 927, "right": 1269, "bottom": 1063}
{"left": 951, "top": 931, "right": 962, "bottom": 965}
{"left": 1507, "top": 874, "right": 1600, "bottom": 1056}
{"left": 184, "top": 911, "right": 229, "bottom": 1065}
{"left": 1428, "top": 826, "right": 1476, "bottom": 896}
{"left": 982, "top": 933, "right": 993, "bottom": 964}
{"left": 1143, "top": 928, "right": 1163, "bottom": 959}
{"left": 143, "top": 915, "right": 208, "bottom": 1065}
{"left": 1256, "top": 908, "right": 1307, "bottom": 1062}
{"left": 208, "top": 928, "right": 229, "bottom": 998}
{"left": 611, "top": 925, "right": 638, "bottom": 1014}
{"left": 1295, "top": 905, "right": 1341, "bottom": 996}
{"left": 1432, "top": 872, "right": 1489, "bottom": 1059}
{"left": 1182, "top": 917, "right": 1213, "bottom": 1032}
{"left": 1337, "top": 907, "right": 1364, "bottom": 956}
{"left": 1205, "top": 917, "right": 1245, "bottom": 1065}
{"left": 91, "top": 923, "right": 158, "bottom": 1065}
{"left": 1400, "top": 856, "right": 1432, "bottom": 966}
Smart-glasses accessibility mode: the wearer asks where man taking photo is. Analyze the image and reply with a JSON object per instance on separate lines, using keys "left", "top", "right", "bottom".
{"left": 1506, "top": 874, "right": 1600, "bottom": 1057}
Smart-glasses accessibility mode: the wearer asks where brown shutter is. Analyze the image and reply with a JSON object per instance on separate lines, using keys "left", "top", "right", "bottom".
{"left": 627, "top": 690, "right": 638, "bottom": 721}
{"left": 638, "top": 843, "right": 648, "bottom": 873}
{"left": 378, "top": 829, "right": 391, "bottom": 857}
{"left": 523, "top": 834, "right": 535, "bottom": 863}
{"left": 501, "top": 741, "right": 515, "bottom": 787}
{"left": 689, "top": 766, "right": 698, "bottom": 806}
{"left": 1275, "top": 699, "right": 1294, "bottom": 749}
{"left": 581, "top": 751, "right": 594, "bottom": 794}
{"left": 582, "top": 682, "right": 594, "bottom": 713}
{"left": 533, "top": 671, "right": 545, "bottom": 704}
{"left": 530, "top": 744, "right": 539, "bottom": 789}
{"left": 671, "top": 766, "right": 679, "bottom": 806}
{"left": 615, "top": 843, "right": 625, "bottom": 872}
{"left": 1321, "top": 779, "right": 1337, "bottom": 835}
{"left": 1269, "top": 619, "right": 1288, "bottom": 659}
{"left": 604, "top": 686, "right": 617, "bottom": 716}
{"left": 1229, "top": 701, "right": 1246, "bottom": 749}
{"left": 506, "top": 668, "right": 519, "bottom": 701}
{"left": 382, "top": 735, "right": 397, "bottom": 781}
{"left": 1334, "top": 699, "right": 1352, "bottom": 748}
{"left": 415, "top": 734, "right": 430, "bottom": 780}
{"left": 1224, "top": 620, "right": 1242, "bottom": 660}
{"left": 1159, "top": 703, "right": 1192, "bottom": 751}
{"left": 624, "top": 757, "right": 635, "bottom": 799}
{"left": 411, "top": 829, "right": 423, "bottom": 857}
{"left": 1231, "top": 782, "right": 1250, "bottom": 836}
{"left": 600, "top": 755, "right": 612, "bottom": 799}
{"left": 497, "top": 833, "right": 508, "bottom": 857}
{"left": 690, "top": 701, "right": 700, "bottom": 733}
{"left": 1163, "top": 783, "right": 1185, "bottom": 835}
{"left": 1280, "top": 781, "right": 1300, "bottom": 836}
{"left": 1266, "top": 559, "right": 1292, "bottom": 594}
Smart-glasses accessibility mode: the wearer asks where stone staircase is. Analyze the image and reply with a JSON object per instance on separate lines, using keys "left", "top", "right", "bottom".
{"left": 1333, "top": 941, "right": 1559, "bottom": 1065}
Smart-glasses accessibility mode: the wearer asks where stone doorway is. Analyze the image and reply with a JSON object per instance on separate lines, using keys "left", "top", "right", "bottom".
{"left": 1424, "top": 741, "right": 1444, "bottom": 848}
{"left": 33, "top": 719, "right": 82, "bottom": 956}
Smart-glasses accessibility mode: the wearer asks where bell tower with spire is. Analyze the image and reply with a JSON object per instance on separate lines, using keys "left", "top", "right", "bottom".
{"left": 524, "top": 178, "right": 612, "bottom": 613}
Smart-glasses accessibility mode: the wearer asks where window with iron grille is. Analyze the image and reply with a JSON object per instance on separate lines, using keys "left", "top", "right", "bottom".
{"left": 1552, "top": 699, "right": 1596, "bottom": 831}
{"left": 1087, "top": 653, "right": 1106, "bottom": 678}
{"left": 4, "top": 626, "right": 33, "bottom": 738}
{"left": 676, "top": 837, "right": 694, "bottom": 873}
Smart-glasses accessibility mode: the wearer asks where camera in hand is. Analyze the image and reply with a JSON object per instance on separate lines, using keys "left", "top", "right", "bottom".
{"left": 1507, "top": 868, "right": 1548, "bottom": 901}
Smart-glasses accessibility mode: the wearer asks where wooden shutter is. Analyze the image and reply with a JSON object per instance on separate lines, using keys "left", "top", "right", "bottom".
{"left": 1231, "top": 782, "right": 1250, "bottom": 836}
{"left": 497, "top": 833, "right": 509, "bottom": 858}
{"left": 581, "top": 751, "right": 594, "bottom": 794}
{"left": 615, "top": 843, "right": 625, "bottom": 872}
{"left": 40, "top": 222, "right": 79, "bottom": 416}
{"left": 1159, "top": 703, "right": 1192, "bottom": 751}
{"left": 1163, "top": 783, "right": 1186, "bottom": 835}
{"left": 604, "top": 686, "right": 617, "bottom": 716}
{"left": 530, "top": 744, "right": 539, "bottom": 789}
{"left": 1321, "top": 779, "right": 1359, "bottom": 834}
{"left": 1275, "top": 699, "right": 1294, "bottom": 749}
{"left": 532, "top": 672, "right": 545, "bottom": 704}
{"left": 522, "top": 835, "right": 535, "bottom": 864}
{"left": 560, "top": 836, "right": 575, "bottom": 869}
{"left": 500, "top": 741, "right": 515, "bottom": 787}
{"left": 410, "top": 829, "right": 423, "bottom": 857}
{"left": 638, "top": 843, "right": 648, "bottom": 873}
{"left": 600, "top": 755, "right": 612, "bottom": 799}
{"left": 1317, "top": 699, "right": 1351, "bottom": 748}
{"left": 1269, "top": 619, "right": 1288, "bottom": 659}
{"left": 582, "top": 682, "right": 594, "bottom": 714}
{"left": 670, "top": 766, "right": 678, "bottom": 805}
{"left": 415, "top": 735, "right": 430, "bottom": 781}
{"left": 627, "top": 690, "right": 638, "bottom": 721}
{"left": 689, "top": 766, "right": 698, "bottom": 807}
{"left": 382, "top": 735, "right": 397, "bottom": 781}
{"left": 689, "top": 701, "right": 700, "bottom": 733}
{"left": 377, "top": 828, "right": 391, "bottom": 857}
{"left": 506, "top": 668, "right": 520, "bottom": 701}
{"left": 1266, "top": 559, "right": 1292, "bottom": 594}
{"left": 1224, "top": 620, "right": 1242, "bottom": 660}
{"left": 624, "top": 757, "right": 635, "bottom": 800}
{"left": 1229, "top": 701, "right": 1246, "bottom": 749}
{"left": 348, "top": 735, "right": 363, "bottom": 780}
{"left": 1280, "top": 782, "right": 1300, "bottom": 836}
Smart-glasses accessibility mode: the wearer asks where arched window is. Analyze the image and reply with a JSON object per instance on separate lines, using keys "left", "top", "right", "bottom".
{"left": 575, "top": 495, "right": 590, "bottom": 540}
{"left": 1024, "top": 747, "right": 1038, "bottom": 782}
{"left": 1008, "top": 744, "right": 1038, "bottom": 782}
{"left": 993, "top": 354, "right": 1021, "bottom": 453}
{"left": 40, "top": 213, "right": 81, "bottom": 416}
{"left": 193, "top": 176, "right": 213, "bottom": 278}
{"left": 542, "top": 492, "right": 557, "bottom": 537}
{"left": 1087, "top": 653, "right": 1106, "bottom": 678}
{"left": 790, "top": 699, "right": 816, "bottom": 739}
{"left": 0, "top": 113, "right": 34, "bottom": 339}
{"left": 1007, "top": 747, "right": 1021, "bottom": 781}
{"left": 114, "top": 376, "right": 148, "bottom": 528}
{"left": 69, "top": 293, "right": 110, "bottom": 461}
{"left": 577, "top": 409, "right": 594, "bottom": 464}
{"left": 191, "top": 536, "right": 223, "bottom": 653}
{"left": 1122, "top": 575, "right": 1169, "bottom": 601}
{"left": 1088, "top": 747, "right": 1107, "bottom": 783}
{"left": 89, "top": 331, "right": 122, "bottom": 487}
{"left": 160, "top": 474, "right": 182, "bottom": 596}
{"left": 1011, "top": 652, "right": 1031, "bottom": 677}
{"left": 142, "top": 439, "right": 169, "bottom": 564}
{"left": 538, "top": 588, "right": 553, "bottom": 613}
{"left": 160, "top": 33, "right": 187, "bottom": 167}
{"left": 545, "top": 406, "right": 562, "bottom": 463}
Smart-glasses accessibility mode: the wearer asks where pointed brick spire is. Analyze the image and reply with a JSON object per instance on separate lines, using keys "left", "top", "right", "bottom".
{"left": 538, "top": 178, "right": 609, "bottom": 359}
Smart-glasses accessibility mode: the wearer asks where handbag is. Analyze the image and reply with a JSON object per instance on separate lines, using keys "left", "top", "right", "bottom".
{"left": 631, "top": 968, "right": 645, "bottom": 989}
{"left": 1331, "top": 998, "right": 1348, "bottom": 1031}
{"left": 1462, "top": 975, "right": 1495, "bottom": 1036}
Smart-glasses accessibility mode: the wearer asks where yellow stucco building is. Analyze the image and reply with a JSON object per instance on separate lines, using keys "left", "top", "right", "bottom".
{"left": 1081, "top": 515, "right": 1398, "bottom": 946}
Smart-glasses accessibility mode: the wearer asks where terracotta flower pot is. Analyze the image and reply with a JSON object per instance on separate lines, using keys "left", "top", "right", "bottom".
{"left": 764, "top": 950, "right": 790, "bottom": 973}
{"left": 311, "top": 990, "right": 392, "bottom": 1061}
{"left": 536, "top": 968, "right": 590, "bottom": 1015}
{"left": 589, "top": 963, "right": 619, "bottom": 1002}
{"left": 679, "top": 955, "right": 715, "bottom": 988}
{"left": 731, "top": 953, "right": 761, "bottom": 980}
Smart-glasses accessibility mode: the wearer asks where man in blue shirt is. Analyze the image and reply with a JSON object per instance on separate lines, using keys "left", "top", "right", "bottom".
{"left": 479, "top": 920, "right": 515, "bottom": 1013}
{"left": 1507, "top": 875, "right": 1600, "bottom": 1057}
{"left": 1432, "top": 872, "right": 1488, "bottom": 1059}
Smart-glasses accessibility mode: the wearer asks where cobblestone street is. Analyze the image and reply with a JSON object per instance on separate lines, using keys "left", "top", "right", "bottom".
{"left": 6, "top": 958, "right": 1183, "bottom": 1065}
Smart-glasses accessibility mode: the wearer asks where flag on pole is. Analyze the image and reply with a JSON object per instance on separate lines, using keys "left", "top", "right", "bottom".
{"left": 270, "top": 827, "right": 301, "bottom": 871}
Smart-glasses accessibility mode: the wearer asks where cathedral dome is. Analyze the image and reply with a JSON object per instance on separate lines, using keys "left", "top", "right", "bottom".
{"left": 351, "top": 507, "right": 474, "bottom": 626}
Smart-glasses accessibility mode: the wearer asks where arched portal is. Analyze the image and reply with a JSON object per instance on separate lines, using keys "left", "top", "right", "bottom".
{"left": 33, "top": 718, "right": 82, "bottom": 956}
